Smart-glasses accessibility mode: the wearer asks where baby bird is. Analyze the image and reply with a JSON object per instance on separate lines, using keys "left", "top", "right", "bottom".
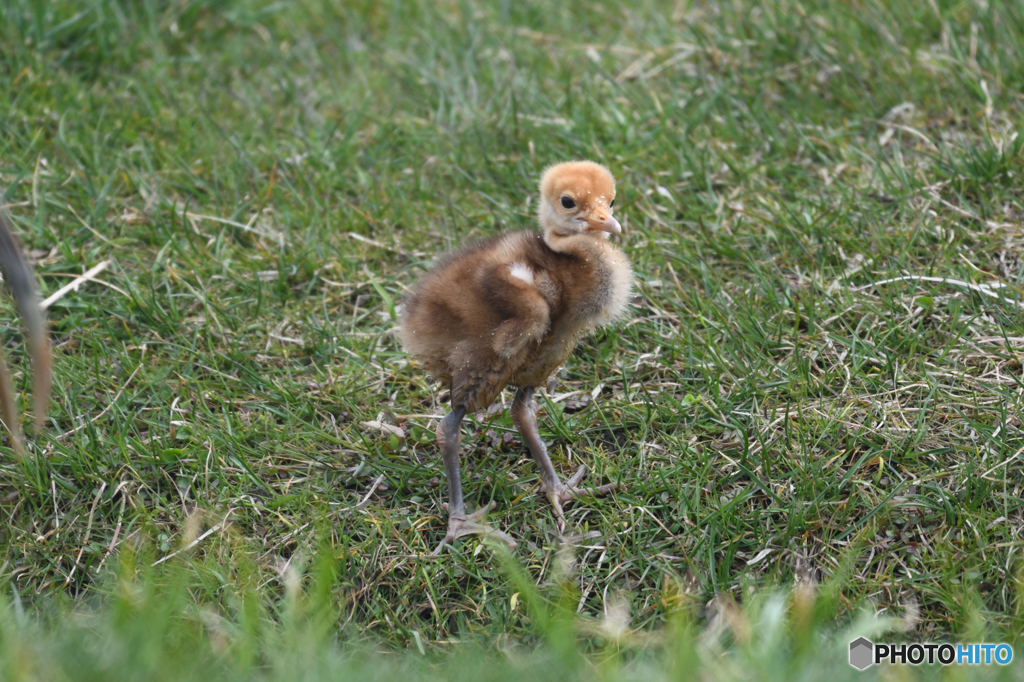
{"left": 399, "top": 161, "right": 633, "bottom": 554}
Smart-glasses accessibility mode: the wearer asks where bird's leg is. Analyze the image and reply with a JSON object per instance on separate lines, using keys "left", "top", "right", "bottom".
{"left": 0, "top": 208, "right": 50, "bottom": 457}
{"left": 431, "top": 406, "right": 516, "bottom": 554}
{"left": 511, "top": 387, "right": 620, "bottom": 530}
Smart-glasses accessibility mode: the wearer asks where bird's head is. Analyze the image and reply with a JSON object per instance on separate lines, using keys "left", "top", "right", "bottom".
{"left": 537, "top": 161, "right": 619, "bottom": 251}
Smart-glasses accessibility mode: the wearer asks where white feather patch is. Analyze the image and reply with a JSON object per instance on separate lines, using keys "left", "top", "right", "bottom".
{"left": 508, "top": 262, "right": 535, "bottom": 285}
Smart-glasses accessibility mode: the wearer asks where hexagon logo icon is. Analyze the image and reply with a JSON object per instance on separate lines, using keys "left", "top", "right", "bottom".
{"left": 849, "top": 637, "right": 874, "bottom": 670}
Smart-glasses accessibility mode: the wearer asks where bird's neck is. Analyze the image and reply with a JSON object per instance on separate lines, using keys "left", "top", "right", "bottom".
{"left": 540, "top": 229, "right": 632, "bottom": 331}
{"left": 542, "top": 231, "right": 612, "bottom": 259}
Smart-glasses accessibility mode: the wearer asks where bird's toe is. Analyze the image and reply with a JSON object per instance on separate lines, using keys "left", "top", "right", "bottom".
{"left": 431, "top": 502, "right": 517, "bottom": 555}
{"left": 540, "top": 470, "right": 622, "bottom": 532}
{"left": 566, "top": 465, "right": 588, "bottom": 488}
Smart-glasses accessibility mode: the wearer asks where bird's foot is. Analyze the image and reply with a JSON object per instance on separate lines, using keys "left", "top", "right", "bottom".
{"left": 431, "top": 502, "right": 517, "bottom": 555}
{"left": 541, "top": 465, "right": 621, "bottom": 531}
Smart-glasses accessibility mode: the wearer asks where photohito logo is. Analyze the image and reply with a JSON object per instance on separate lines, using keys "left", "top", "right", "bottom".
{"left": 849, "top": 637, "right": 1013, "bottom": 670}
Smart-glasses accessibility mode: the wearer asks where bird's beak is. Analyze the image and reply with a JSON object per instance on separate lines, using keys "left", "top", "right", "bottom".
{"left": 587, "top": 212, "right": 621, "bottom": 234}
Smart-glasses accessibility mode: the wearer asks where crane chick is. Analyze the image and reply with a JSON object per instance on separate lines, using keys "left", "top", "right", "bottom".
{"left": 399, "top": 161, "right": 633, "bottom": 554}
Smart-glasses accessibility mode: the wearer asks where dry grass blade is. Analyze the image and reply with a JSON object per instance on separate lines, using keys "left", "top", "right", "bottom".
{"left": 858, "top": 275, "right": 1024, "bottom": 310}
{"left": 40, "top": 260, "right": 113, "bottom": 310}
{"left": 54, "top": 361, "right": 144, "bottom": 441}
{"left": 151, "top": 511, "right": 234, "bottom": 567}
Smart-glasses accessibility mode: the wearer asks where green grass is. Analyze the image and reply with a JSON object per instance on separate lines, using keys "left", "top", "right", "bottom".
{"left": 0, "top": 540, "right": 926, "bottom": 681}
{"left": 2, "top": 0, "right": 1024, "bottom": 677}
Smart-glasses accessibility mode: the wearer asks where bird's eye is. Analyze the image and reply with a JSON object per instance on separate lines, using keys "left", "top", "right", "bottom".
{"left": 560, "top": 196, "right": 576, "bottom": 209}
{"left": 609, "top": 199, "right": 615, "bottom": 208}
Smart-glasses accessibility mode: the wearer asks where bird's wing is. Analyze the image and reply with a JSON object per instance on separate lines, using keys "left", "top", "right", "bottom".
{"left": 477, "top": 259, "right": 551, "bottom": 361}
{"left": 442, "top": 258, "right": 552, "bottom": 412}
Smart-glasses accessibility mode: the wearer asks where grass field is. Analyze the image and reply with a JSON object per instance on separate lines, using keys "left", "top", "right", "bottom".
{"left": 2, "top": 0, "right": 1024, "bottom": 678}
